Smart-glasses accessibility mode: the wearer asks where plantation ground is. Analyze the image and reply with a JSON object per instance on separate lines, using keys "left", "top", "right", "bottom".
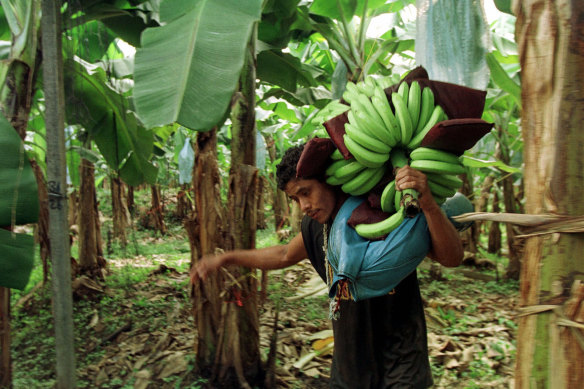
{"left": 9, "top": 231, "right": 518, "bottom": 389}
{"left": 8, "top": 186, "right": 519, "bottom": 388}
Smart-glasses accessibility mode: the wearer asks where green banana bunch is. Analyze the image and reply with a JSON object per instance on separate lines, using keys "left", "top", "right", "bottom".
{"left": 321, "top": 73, "right": 467, "bottom": 240}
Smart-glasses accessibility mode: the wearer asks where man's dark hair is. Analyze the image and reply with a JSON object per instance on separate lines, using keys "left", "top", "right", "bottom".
{"left": 276, "top": 144, "right": 305, "bottom": 190}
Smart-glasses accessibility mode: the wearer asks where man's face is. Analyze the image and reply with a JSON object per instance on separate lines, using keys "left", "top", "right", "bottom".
{"left": 284, "top": 178, "right": 337, "bottom": 224}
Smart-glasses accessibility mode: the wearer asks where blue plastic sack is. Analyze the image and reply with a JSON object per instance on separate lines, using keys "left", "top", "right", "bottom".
{"left": 326, "top": 193, "right": 472, "bottom": 301}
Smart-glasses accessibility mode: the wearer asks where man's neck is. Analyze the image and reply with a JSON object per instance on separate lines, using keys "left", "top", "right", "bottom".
{"left": 328, "top": 191, "right": 349, "bottom": 224}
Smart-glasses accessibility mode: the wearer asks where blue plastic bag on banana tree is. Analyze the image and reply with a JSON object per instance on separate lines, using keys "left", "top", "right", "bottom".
{"left": 326, "top": 193, "right": 472, "bottom": 303}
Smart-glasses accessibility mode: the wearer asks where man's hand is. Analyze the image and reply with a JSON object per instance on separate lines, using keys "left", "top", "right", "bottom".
{"left": 190, "top": 254, "right": 225, "bottom": 284}
{"left": 394, "top": 165, "right": 437, "bottom": 210}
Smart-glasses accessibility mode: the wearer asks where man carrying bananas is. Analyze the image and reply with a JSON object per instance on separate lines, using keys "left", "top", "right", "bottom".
{"left": 190, "top": 141, "right": 471, "bottom": 388}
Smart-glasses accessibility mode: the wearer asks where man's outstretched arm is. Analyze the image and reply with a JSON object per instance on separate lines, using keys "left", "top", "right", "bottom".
{"left": 190, "top": 232, "right": 309, "bottom": 283}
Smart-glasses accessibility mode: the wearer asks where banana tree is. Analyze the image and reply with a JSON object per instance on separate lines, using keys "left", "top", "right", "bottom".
{"left": 514, "top": 1, "right": 584, "bottom": 387}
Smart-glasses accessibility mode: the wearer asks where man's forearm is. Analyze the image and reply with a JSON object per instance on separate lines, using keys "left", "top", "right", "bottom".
{"left": 422, "top": 200, "right": 464, "bottom": 267}
{"left": 221, "top": 245, "right": 293, "bottom": 270}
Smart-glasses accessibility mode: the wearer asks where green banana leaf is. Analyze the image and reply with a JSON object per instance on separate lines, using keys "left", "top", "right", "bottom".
{"left": 0, "top": 5, "right": 10, "bottom": 40}
{"left": 0, "top": 228, "right": 35, "bottom": 290}
{"left": 259, "top": 0, "right": 301, "bottom": 48}
{"left": 0, "top": 114, "right": 39, "bottom": 226}
{"left": 65, "top": 20, "right": 116, "bottom": 64}
{"left": 133, "top": 0, "right": 262, "bottom": 131}
{"left": 65, "top": 0, "right": 159, "bottom": 48}
{"left": 309, "top": 0, "right": 387, "bottom": 21}
{"left": 0, "top": 0, "right": 39, "bottom": 66}
{"left": 486, "top": 52, "right": 521, "bottom": 109}
{"left": 63, "top": 58, "right": 158, "bottom": 186}
{"left": 257, "top": 50, "right": 320, "bottom": 92}
{"left": 493, "top": 0, "right": 513, "bottom": 15}
{"left": 461, "top": 155, "right": 521, "bottom": 174}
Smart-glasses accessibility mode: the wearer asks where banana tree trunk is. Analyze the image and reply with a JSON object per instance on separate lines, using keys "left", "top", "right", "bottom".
{"left": 191, "top": 129, "right": 226, "bottom": 373}
{"left": 110, "top": 176, "right": 130, "bottom": 245}
{"left": 487, "top": 189, "right": 501, "bottom": 254}
{"left": 460, "top": 173, "right": 478, "bottom": 253}
{"left": 476, "top": 174, "right": 495, "bottom": 251}
{"left": 78, "top": 158, "right": 104, "bottom": 275}
{"left": 149, "top": 185, "right": 166, "bottom": 235}
{"left": 494, "top": 133, "right": 522, "bottom": 279}
{"left": 176, "top": 184, "right": 193, "bottom": 220}
{"left": 515, "top": 1, "right": 584, "bottom": 387}
{"left": 266, "top": 136, "right": 290, "bottom": 233}
{"left": 223, "top": 29, "right": 261, "bottom": 386}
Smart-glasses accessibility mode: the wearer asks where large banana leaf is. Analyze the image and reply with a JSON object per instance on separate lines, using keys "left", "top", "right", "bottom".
{"left": 0, "top": 228, "right": 34, "bottom": 290}
{"left": 64, "top": 58, "right": 158, "bottom": 186}
{"left": 0, "top": 115, "right": 38, "bottom": 290}
{"left": 0, "top": 114, "right": 39, "bottom": 226}
{"left": 133, "top": 0, "right": 262, "bottom": 131}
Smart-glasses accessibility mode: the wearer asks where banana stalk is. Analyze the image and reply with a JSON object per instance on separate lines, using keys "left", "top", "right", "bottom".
{"left": 390, "top": 148, "right": 420, "bottom": 217}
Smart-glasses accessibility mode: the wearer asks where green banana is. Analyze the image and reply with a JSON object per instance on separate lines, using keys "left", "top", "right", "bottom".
{"left": 326, "top": 174, "right": 351, "bottom": 186}
{"left": 356, "top": 80, "right": 373, "bottom": 97}
{"left": 394, "top": 188, "right": 403, "bottom": 211}
{"left": 415, "top": 87, "right": 435, "bottom": 135}
{"left": 397, "top": 82, "right": 409, "bottom": 105}
{"left": 407, "top": 104, "right": 445, "bottom": 150}
{"left": 380, "top": 180, "right": 396, "bottom": 213}
{"left": 325, "top": 158, "right": 353, "bottom": 177}
{"left": 432, "top": 194, "right": 446, "bottom": 206}
{"left": 334, "top": 160, "right": 368, "bottom": 180}
{"left": 410, "top": 159, "right": 466, "bottom": 175}
{"left": 427, "top": 180, "right": 456, "bottom": 199}
{"left": 391, "top": 92, "right": 413, "bottom": 146}
{"left": 354, "top": 93, "right": 387, "bottom": 131}
{"left": 342, "top": 90, "right": 354, "bottom": 104}
{"left": 364, "top": 76, "right": 377, "bottom": 94}
{"left": 354, "top": 207, "right": 405, "bottom": 239}
{"left": 343, "top": 134, "right": 389, "bottom": 168}
{"left": 341, "top": 165, "right": 386, "bottom": 196}
{"left": 409, "top": 147, "right": 461, "bottom": 165}
{"left": 330, "top": 148, "right": 344, "bottom": 160}
{"left": 345, "top": 122, "right": 391, "bottom": 154}
{"left": 347, "top": 110, "right": 385, "bottom": 142}
{"left": 371, "top": 89, "right": 400, "bottom": 147}
{"left": 345, "top": 81, "right": 360, "bottom": 97}
{"left": 425, "top": 173, "right": 463, "bottom": 189}
{"left": 407, "top": 81, "right": 421, "bottom": 131}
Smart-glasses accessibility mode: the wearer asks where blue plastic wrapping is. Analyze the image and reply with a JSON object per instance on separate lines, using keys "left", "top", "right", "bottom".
{"left": 326, "top": 193, "right": 473, "bottom": 301}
